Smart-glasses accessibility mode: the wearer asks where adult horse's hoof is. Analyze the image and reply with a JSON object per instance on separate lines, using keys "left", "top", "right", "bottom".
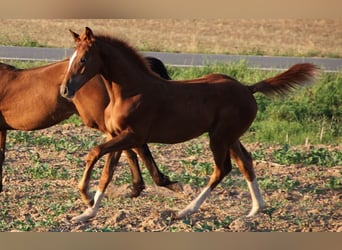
{"left": 165, "top": 181, "right": 184, "bottom": 193}
{"left": 128, "top": 183, "right": 145, "bottom": 198}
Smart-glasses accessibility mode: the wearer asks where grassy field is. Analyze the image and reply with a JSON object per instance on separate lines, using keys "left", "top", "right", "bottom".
{"left": 0, "top": 20, "right": 341, "bottom": 232}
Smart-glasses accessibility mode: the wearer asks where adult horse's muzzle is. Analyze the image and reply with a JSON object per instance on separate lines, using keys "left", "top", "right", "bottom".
{"left": 60, "top": 82, "right": 75, "bottom": 100}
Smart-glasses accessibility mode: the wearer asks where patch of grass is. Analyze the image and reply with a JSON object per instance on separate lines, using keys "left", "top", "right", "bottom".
{"left": 325, "top": 176, "right": 342, "bottom": 190}
{"left": 114, "top": 171, "right": 132, "bottom": 185}
{"left": 258, "top": 176, "right": 300, "bottom": 192}
{"left": 252, "top": 144, "right": 342, "bottom": 167}
{"left": 61, "top": 115, "right": 84, "bottom": 126}
{"left": 258, "top": 177, "right": 281, "bottom": 191}
{"left": 0, "top": 35, "right": 45, "bottom": 47}
{"left": 29, "top": 162, "right": 71, "bottom": 180}
{"left": 185, "top": 143, "right": 204, "bottom": 156}
{"left": 271, "top": 145, "right": 342, "bottom": 167}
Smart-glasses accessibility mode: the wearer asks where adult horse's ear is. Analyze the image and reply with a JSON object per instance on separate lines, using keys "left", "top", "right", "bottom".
{"left": 85, "top": 27, "right": 95, "bottom": 42}
{"left": 69, "top": 29, "right": 80, "bottom": 42}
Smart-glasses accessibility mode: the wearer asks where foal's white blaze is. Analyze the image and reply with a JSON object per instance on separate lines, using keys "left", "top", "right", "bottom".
{"left": 246, "top": 179, "right": 265, "bottom": 217}
{"left": 71, "top": 190, "right": 104, "bottom": 223}
{"left": 67, "top": 50, "right": 78, "bottom": 72}
{"left": 177, "top": 186, "right": 212, "bottom": 218}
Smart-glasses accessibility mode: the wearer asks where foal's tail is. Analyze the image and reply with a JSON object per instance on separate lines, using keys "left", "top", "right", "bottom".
{"left": 248, "top": 63, "right": 320, "bottom": 96}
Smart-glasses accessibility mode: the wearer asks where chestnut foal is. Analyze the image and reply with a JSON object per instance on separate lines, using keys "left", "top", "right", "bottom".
{"left": 60, "top": 27, "right": 318, "bottom": 222}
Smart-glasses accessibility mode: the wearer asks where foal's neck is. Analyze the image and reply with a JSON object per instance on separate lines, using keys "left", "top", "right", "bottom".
{"left": 97, "top": 39, "right": 159, "bottom": 96}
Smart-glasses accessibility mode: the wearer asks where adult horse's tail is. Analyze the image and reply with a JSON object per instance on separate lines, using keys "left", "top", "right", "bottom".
{"left": 248, "top": 63, "right": 319, "bottom": 96}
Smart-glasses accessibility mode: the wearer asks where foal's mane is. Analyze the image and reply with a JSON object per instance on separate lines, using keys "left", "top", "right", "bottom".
{"left": 94, "top": 34, "right": 154, "bottom": 75}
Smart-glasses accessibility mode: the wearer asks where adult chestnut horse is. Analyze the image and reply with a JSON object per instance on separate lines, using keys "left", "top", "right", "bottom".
{"left": 0, "top": 57, "right": 178, "bottom": 198}
{"left": 60, "top": 27, "right": 318, "bottom": 223}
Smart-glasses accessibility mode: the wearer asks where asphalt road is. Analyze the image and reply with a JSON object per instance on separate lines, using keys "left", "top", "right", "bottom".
{"left": 0, "top": 45, "right": 341, "bottom": 72}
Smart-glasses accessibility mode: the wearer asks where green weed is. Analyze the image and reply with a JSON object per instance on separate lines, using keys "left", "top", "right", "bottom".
{"left": 271, "top": 145, "right": 342, "bottom": 167}
{"left": 326, "top": 176, "right": 342, "bottom": 190}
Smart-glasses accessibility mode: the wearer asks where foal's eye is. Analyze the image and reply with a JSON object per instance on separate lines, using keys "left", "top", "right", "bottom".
{"left": 80, "top": 57, "right": 87, "bottom": 63}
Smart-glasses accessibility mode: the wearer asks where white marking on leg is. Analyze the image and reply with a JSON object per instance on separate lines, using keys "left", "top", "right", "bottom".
{"left": 246, "top": 178, "right": 265, "bottom": 217}
{"left": 177, "top": 186, "right": 212, "bottom": 218}
{"left": 71, "top": 190, "right": 104, "bottom": 223}
{"left": 92, "top": 190, "right": 104, "bottom": 210}
{"left": 67, "top": 51, "right": 78, "bottom": 72}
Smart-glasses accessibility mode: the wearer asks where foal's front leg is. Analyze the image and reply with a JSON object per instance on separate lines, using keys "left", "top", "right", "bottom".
{"left": 71, "top": 130, "right": 140, "bottom": 222}
{"left": 77, "top": 150, "right": 122, "bottom": 208}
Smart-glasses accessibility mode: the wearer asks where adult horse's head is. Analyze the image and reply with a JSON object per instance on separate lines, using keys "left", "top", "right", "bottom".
{"left": 60, "top": 27, "right": 101, "bottom": 99}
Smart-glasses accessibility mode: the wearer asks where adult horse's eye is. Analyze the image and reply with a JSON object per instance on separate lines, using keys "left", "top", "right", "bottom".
{"left": 80, "top": 57, "right": 87, "bottom": 63}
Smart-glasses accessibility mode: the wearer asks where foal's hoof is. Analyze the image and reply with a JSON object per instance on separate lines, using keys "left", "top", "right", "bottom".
{"left": 246, "top": 204, "right": 266, "bottom": 217}
{"left": 175, "top": 208, "right": 195, "bottom": 220}
{"left": 71, "top": 207, "right": 97, "bottom": 223}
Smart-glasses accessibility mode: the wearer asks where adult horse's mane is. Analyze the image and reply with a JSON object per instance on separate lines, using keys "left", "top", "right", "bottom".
{"left": 0, "top": 60, "right": 69, "bottom": 73}
{"left": 0, "top": 62, "right": 19, "bottom": 71}
{"left": 94, "top": 34, "right": 155, "bottom": 75}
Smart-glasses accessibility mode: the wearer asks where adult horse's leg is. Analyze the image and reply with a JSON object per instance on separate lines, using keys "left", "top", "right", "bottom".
{"left": 177, "top": 134, "right": 233, "bottom": 218}
{"left": 123, "top": 149, "right": 145, "bottom": 197}
{"left": 133, "top": 144, "right": 183, "bottom": 193}
{"left": 0, "top": 130, "right": 6, "bottom": 192}
{"left": 229, "top": 141, "right": 265, "bottom": 217}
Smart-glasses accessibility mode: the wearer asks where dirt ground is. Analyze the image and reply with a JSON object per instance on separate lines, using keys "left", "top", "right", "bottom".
{"left": 1, "top": 124, "right": 341, "bottom": 232}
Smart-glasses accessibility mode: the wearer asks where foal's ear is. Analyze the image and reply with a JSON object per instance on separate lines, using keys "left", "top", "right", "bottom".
{"left": 69, "top": 29, "right": 80, "bottom": 42}
{"left": 84, "top": 27, "right": 95, "bottom": 42}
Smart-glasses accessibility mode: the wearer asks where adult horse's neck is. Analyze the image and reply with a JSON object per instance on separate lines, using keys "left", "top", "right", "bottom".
{"left": 96, "top": 37, "right": 158, "bottom": 98}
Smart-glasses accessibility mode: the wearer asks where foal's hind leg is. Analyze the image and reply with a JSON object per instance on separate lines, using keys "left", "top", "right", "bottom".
{"left": 177, "top": 137, "right": 232, "bottom": 218}
{"left": 230, "top": 141, "right": 265, "bottom": 217}
{"left": 134, "top": 144, "right": 183, "bottom": 193}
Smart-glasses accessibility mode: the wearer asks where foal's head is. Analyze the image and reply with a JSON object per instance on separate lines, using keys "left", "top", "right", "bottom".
{"left": 60, "top": 27, "right": 101, "bottom": 99}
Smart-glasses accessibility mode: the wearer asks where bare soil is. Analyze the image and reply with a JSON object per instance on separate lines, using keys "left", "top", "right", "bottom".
{"left": 0, "top": 19, "right": 341, "bottom": 57}
{"left": 1, "top": 124, "right": 341, "bottom": 232}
